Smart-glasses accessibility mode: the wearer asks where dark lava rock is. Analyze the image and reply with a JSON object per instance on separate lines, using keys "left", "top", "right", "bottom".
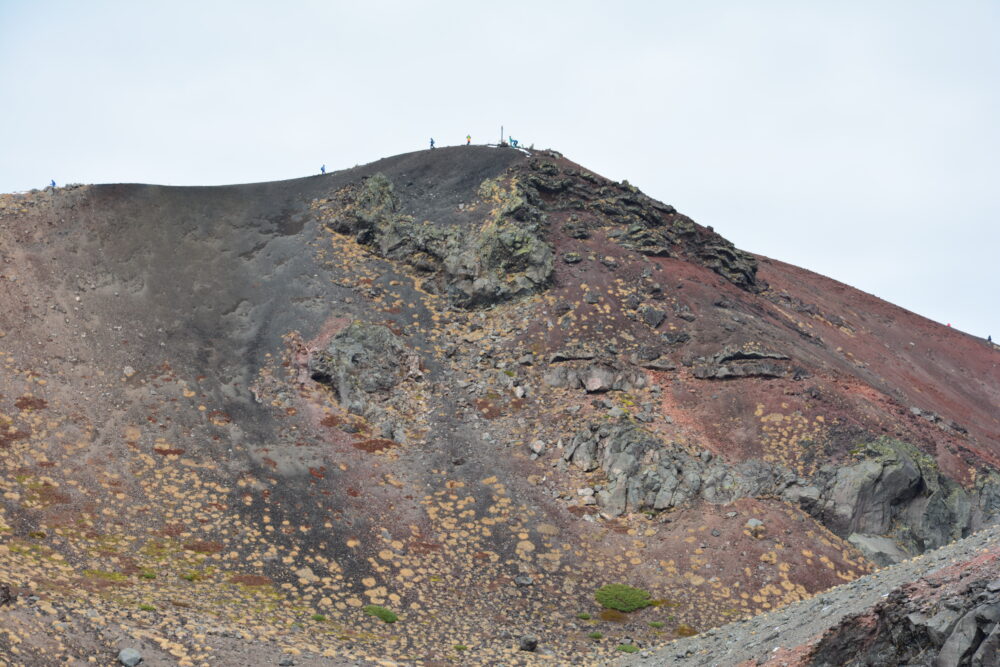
{"left": 638, "top": 358, "right": 677, "bottom": 372}
{"left": 809, "top": 582, "right": 1000, "bottom": 667}
{"left": 0, "top": 582, "right": 16, "bottom": 607}
{"left": 639, "top": 305, "right": 666, "bottom": 328}
{"left": 789, "top": 439, "right": 1000, "bottom": 558}
{"left": 548, "top": 346, "right": 597, "bottom": 363}
{"left": 693, "top": 345, "right": 790, "bottom": 379}
{"left": 661, "top": 331, "right": 691, "bottom": 346}
{"left": 324, "top": 172, "right": 554, "bottom": 309}
{"left": 543, "top": 362, "right": 646, "bottom": 395}
{"left": 562, "top": 421, "right": 797, "bottom": 517}
{"left": 309, "top": 321, "right": 420, "bottom": 415}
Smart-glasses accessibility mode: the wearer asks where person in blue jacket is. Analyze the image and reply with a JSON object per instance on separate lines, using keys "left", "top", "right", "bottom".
{"left": 320, "top": 165, "right": 325, "bottom": 174}
{"left": 430, "top": 138, "right": 435, "bottom": 149}
{"left": 50, "top": 179, "right": 56, "bottom": 188}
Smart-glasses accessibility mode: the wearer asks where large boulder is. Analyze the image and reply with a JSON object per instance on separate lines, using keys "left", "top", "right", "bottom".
{"left": 790, "top": 439, "right": 988, "bottom": 555}
{"left": 309, "top": 321, "right": 420, "bottom": 416}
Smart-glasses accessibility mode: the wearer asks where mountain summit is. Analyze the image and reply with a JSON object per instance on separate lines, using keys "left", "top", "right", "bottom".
{"left": 0, "top": 146, "right": 997, "bottom": 664}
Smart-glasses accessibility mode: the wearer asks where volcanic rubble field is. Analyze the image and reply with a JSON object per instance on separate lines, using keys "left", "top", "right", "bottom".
{"left": 0, "top": 145, "right": 997, "bottom": 666}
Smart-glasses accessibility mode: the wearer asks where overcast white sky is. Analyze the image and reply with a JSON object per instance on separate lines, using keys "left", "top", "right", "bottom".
{"left": 2, "top": 1, "right": 997, "bottom": 339}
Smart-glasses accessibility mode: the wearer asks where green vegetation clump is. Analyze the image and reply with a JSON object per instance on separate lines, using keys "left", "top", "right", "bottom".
{"left": 595, "top": 584, "right": 652, "bottom": 612}
{"left": 139, "top": 570, "right": 156, "bottom": 580}
{"left": 453, "top": 645, "right": 468, "bottom": 651}
{"left": 617, "top": 644, "right": 639, "bottom": 653}
{"left": 311, "top": 614, "right": 326, "bottom": 622}
{"left": 649, "top": 621, "right": 665, "bottom": 628}
{"left": 576, "top": 612, "right": 592, "bottom": 620}
{"left": 138, "top": 603, "right": 156, "bottom": 611}
{"left": 363, "top": 605, "right": 398, "bottom": 623}
{"left": 587, "top": 631, "right": 603, "bottom": 640}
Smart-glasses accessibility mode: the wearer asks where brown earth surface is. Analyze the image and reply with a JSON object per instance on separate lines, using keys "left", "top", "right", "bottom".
{"left": 0, "top": 145, "right": 997, "bottom": 665}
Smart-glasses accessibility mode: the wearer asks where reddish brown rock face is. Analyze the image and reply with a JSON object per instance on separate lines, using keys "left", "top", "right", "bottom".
{"left": 0, "top": 146, "right": 996, "bottom": 664}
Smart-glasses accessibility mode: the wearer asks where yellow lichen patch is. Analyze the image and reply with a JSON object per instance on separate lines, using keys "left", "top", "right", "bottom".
{"left": 758, "top": 409, "right": 828, "bottom": 475}
{"left": 759, "top": 551, "right": 778, "bottom": 564}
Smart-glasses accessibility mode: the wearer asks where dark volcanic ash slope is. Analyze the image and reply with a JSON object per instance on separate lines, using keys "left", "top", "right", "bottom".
{"left": 0, "top": 145, "right": 997, "bottom": 665}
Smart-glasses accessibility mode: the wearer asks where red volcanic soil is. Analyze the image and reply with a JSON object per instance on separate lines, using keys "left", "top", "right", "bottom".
{"left": 0, "top": 146, "right": 996, "bottom": 665}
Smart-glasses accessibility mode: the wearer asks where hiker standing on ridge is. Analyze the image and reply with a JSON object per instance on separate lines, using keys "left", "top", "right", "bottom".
{"left": 49, "top": 179, "right": 55, "bottom": 188}
{"left": 320, "top": 165, "right": 325, "bottom": 174}
{"left": 508, "top": 136, "right": 519, "bottom": 148}
{"left": 466, "top": 134, "right": 471, "bottom": 145}
{"left": 430, "top": 138, "right": 435, "bottom": 149}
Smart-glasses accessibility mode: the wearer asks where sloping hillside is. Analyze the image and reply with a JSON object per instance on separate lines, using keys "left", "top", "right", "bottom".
{"left": 621, "top": 523, "right": 1000, "bottom": 665}
{"left": 0, "top": 146, "right": 996, "bottom": 665}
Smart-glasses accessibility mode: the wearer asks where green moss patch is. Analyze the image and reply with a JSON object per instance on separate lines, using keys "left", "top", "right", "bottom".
{"left": 595, "top": 584, "right": 652, "bottom": 612}
{"left": 363, "top": 605, "right": 398, "bottom": 623}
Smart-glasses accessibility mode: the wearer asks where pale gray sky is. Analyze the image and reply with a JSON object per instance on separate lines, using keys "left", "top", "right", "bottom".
{"left": 2, "top": 1, "right": 997, "bottom": 339}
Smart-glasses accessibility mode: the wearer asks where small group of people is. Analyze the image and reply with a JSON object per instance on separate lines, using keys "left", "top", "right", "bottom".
{"left": 430, "top": 135, "right": 473, "bottom": 150}
{"left": 429, "top": 134, "right": 521, "bottom": 149}
{"left": 319, "top": 132, "right": 522, "bottom": 175}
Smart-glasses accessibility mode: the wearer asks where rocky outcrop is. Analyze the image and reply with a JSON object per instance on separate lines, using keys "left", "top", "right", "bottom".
{"left": 319, "top": 173, "right": 554, "bottom": 308}
{"left": 587, "top": 183, "right": 759, "bottom": 291}
{"left": 446, "top": 176, "right": 554, "bottom": 307}
{"left": 562, "top": 422, "right": 797, "bottom": 517}
{"left": 309, "top": 320, "right": 421, "bottom": 439}
{"left": 808, "top": 577, "right": 1000, "bottom": 666}
{"left": 561, "top": 425, "right": 1000, "bottom": 561}
{"left": 318, "top": 159, "right": 763, "bottom": 305}
{"left": 692, "top": 345, "right": 791, "bottom": 379}
{"left": 785, "top": 439, "right": 1000, "bottom": 563}
{"left": 514, "top": 159, "right": 762, "bottom": 292}
{"left": 543, "top": 359, "right": 647, "bottom": 394}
